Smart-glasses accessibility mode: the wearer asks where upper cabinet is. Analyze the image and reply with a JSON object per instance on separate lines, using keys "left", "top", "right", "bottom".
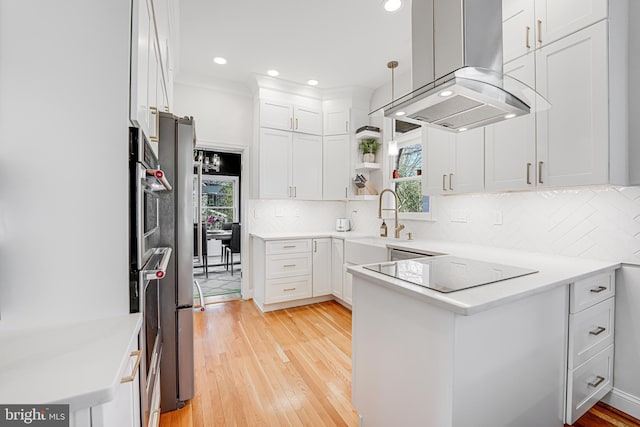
{"left": 424, "top": 127, "right": 484, "bottom": 195}
{"left": 324, "top": 106, "right": 350, "bottom": 136}
{"left": 130, "top": 0, "right": 174, "bottom": 144}
{"left": 323, "top": 134, "right": 350, "bottom": 200}
{"left": 535, "top": 21, "right": 609, "bottom": 187}
{"left": 502, "top": 0, "right": 607, "bottom": 63}
{"left": 260, "top": 100, "right": 322, "bottom": 135}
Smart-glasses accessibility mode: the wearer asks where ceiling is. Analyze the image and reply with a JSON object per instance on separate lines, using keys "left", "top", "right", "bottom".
{"left": 177, "top": 0, "right": 412, "bottom": 91}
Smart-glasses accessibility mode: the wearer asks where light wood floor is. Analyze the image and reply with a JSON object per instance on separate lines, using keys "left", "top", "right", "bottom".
{"left": 160, "top": 300, "right": 358, "bottom": 426}
{"left": 161, "top": 299, "right": 639, "bottom": 427}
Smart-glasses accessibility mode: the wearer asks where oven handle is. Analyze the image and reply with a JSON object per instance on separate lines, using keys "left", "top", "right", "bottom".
{"left": 142, "top": 247, "right": 172, "bottom": 280}
{"left": 144, "top": 168, "right": 172, "bottom": 192}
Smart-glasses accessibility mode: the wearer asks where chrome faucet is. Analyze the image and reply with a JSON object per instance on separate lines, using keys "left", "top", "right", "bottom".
{"left": 378, "top": 188, "right": 405, "bottom": 238}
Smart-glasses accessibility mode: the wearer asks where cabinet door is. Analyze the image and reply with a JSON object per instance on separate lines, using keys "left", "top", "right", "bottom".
{"left": 259, "top": 128, "right": 292, "bottom": 199}
{"left": 323, "top": 135, "right": 349, "bottom": 200}
{"left": 424, "top": 128, "right": 454, "bottom": 195}
{"left": 294, "top": 105, "right": 322, "bottom": 135}
{"left": 291, "top": 133, "right": 323, "bottom": 200}
{"left": 92, "top": 338, "right": 142, "bottom": 427}
{"left": 343, "top": 263, "right": 353, "bottom": 305}
{"left": 451, "top": 128, "right": 485, "bottom": 194}
{"left": 312, "top": 238, "right": 332, "bottom": 297}
{"left": 536, "top": 21, "right": 608, "bottom": 187}
{"left": 147, "top": 37, "right": 160, "bottom": 144}
{"left": 324, "top": 107, "right": 350, "bottom": 136}
{"left": 535, "top": 0, "right": 607, "bottom": 48}
{"left": 485, "top": 54, "right": 537, "bottom": 191}
{"left": 130, "top": 0, "right": 151, "bottom": 136}
{"left": 503, "top": 0, "right": 535, "bottom": 63}
{"left": 260, "top": 100, "right": 293, "bottom": 131}
{"left": 331, "top": 238, "right": 344, "bottom": 298}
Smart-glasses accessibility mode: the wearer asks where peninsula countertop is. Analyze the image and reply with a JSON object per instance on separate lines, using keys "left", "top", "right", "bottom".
{"left": 347, "top": 239, "right": 620, "bottom": 315}
{"left": 0, "top": 313, "right": 142, "bottom": 411}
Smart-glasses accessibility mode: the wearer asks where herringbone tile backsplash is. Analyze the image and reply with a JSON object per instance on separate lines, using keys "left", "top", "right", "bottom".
{"left": 249, "top": 186, "right": 640, "bottom": 264}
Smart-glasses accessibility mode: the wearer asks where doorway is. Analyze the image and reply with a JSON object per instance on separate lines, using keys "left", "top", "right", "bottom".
{"left": 193, "top": 150, "right": 242, "bottom": 303}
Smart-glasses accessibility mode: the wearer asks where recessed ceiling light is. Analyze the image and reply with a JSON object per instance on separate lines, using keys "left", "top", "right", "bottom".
{"left": 307, "top": 79, "right": 319, "bottom": 86}
{"left": 504, "top": 113, "right": 516, "bottom": 119}
{"left": 383, "top": 0, "right": 403, "bottom": 12}
{"left": 213, "top": 57, "right": 227, "bottom": 65}
{"left": 439, "top": 90, "right": 453, "bottom": 97}
{"left": 458, "top": 127, "right": 468, "bottom": 132}
{"left": 395, "top": 111, "right": 406, "bottom": 116}
{"left": 267, "top": 69, "right": 279, "bottom": 77}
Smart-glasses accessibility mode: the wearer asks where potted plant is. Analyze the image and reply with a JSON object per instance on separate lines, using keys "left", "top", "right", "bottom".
{"left": 359, "top": 139, "right": 379, "bottom": 163}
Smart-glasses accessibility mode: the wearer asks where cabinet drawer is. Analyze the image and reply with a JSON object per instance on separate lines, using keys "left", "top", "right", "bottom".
{"left": 570, "top": 270, "right": 615, "bottom": 313}
{"left": 265, "top": 276, "right": 312, "bottom": 304}
{"left": 266, "top": 253, "right": 312, "bottom": 279}
{"left": 266, "top": 239, "right": 311, "bottom": 255}
{"left": 566, "top": 345, "right": 613, "bottom": 425}
{"left": 568, "top": 297, "right": 614, "bottom": 369}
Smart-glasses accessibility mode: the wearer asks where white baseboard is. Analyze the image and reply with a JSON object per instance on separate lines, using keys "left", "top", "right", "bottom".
{"left": 602, "top": 388, "right": 640, "bottom": 420}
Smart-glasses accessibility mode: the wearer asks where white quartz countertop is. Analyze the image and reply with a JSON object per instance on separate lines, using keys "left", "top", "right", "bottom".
{"left": 348, "top": 239, "right": 620, "bottom": 315}
{"left": 0, "top": 313, "right": 142, "bottom": 411}
{"left": 250, "top": 231, "right": 374, "bottom": 240}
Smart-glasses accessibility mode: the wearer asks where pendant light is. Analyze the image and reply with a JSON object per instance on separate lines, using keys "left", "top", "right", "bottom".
{"left": 387, "top": 60, "right": 400, "bottom": 156}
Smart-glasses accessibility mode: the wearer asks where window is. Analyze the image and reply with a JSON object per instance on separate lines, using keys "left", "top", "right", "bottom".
{"left": 194, "top": 176, "right": 239, "bottom": 230}
{"left": 390, "top": 129, "right": 430, "bottom": 217}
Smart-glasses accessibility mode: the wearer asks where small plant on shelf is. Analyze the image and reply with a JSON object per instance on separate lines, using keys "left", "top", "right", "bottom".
{"left": 359, "top": 139, "right": 380, "bottom": 163}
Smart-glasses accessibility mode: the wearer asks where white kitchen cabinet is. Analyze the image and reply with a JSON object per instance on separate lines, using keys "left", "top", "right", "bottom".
{"left": 259, "top": 128, "right": 292, "bottom": 199}
{"left": 502, "top": 0, "right": 607, "bottom": 63}
{"left": 566, "top": 269, "right": 616, "bottom": 424}
{"left": 324, "top": 106, "right": 350, "bottom": 136}
{"left": 536, "top": 21, "right": 609, "bottom": 187}
{"left": 312, "top": 238, "right": 332, "bottom": 297}
{"left": 323, "top": 134, "right": 350, "bottom": 200}
{"left": 331, "top": 238, "right": 344, "bottom": 298}
{"left": 423, "top": 127, "right": 484, "bottom": 195}
{"left": 485, "top": 53, "right": 537, "bottom": 191}
{"left": 130, "top": 0, "right": 151, "bottom": 138}
{"left": 252, "top": 237, "right": 334, "bottom": 312}
{"left": 258, "top": 129, "right": 322, "bottom": 200}
{"left": 291, "top": 133, "right": 323, "bottom": 200}
{"left": 75, "top": 336, "right": 142, "bottom": 427}
{"left": 147, "top": 38, "right": 160, "bottom": 143}
{"left": 343, "top": 263, "right": 353, "bottom": 305}
{"left": 260, "top": 100, "right": 322, "bottom": 135}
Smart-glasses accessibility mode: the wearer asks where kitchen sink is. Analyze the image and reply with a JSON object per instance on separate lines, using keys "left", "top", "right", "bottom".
{"left": 345, "top": 237, "right": 398, "bottom": 265}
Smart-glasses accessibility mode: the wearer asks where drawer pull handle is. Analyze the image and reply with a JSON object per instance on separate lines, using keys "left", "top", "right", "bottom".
{"left": 589, "top": 326, "right": 606, "bottom": 336}
{"left": 283, "top": 287, "right": 296, "bottom": 292}
{"left": 590, "top": 286, "right": 607, "bottom": 293}
{"left": 588, "top": 375, "right": 605, "bottom": 388}
{"left": 283, "top": 245, "right": 296, "bottom": 249}
{"left": 121, "top": 350, "right": 142, "bottom": 383}
{"left": 283, "top": 264, "right": 296, "bottom": 268}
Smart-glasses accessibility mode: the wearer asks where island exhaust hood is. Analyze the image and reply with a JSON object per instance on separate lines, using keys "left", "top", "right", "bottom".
{"left": 381, "top": 0, "right": 545, "bottom": 132}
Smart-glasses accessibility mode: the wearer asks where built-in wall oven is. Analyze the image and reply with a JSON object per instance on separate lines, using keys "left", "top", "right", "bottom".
{"left": 129, "top": 127, "right": 172, "bottom": 427}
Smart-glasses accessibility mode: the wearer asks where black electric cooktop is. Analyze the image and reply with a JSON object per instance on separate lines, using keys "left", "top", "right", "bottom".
{"left": 363, "top": 256, "right": 538, "bottom": 293}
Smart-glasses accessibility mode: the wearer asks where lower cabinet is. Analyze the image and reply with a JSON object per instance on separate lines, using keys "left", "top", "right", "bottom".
{"left": 565, "top": 270, "right": 616, "bottom": 424}
{"left": 331, "top": 238, "right": 345, "bottom": 298}
{"left": 72, "top": 337, "right": 142, "bottom": 427}
{"left": 253, "top": 237, "right": 336, "bottom": 311}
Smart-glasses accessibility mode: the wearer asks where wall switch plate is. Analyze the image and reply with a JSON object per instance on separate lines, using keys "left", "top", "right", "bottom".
{"left": 493, "top": 210, "right": 503, "bottom": 225}
{"left": 275, "top": 207, "right": 284, "bottom": 217}
{"left": 450, "top": 208, "right": 469, "bottom": 223}
{"left": 294, "top": 208, "right": 300, "bottom": 217}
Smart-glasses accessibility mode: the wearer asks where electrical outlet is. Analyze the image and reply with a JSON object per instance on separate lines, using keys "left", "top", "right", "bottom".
{"left": 493, "top": 210, "right": 503, "bottom": 225}
{"left": 294, "top": 208, "right": 300, "bottom": 217}
{"left": 450, "top": 208, "right": 469, "bottom": 223}
{"left": 275, "top": 207, "right": 284, "bottom": 217}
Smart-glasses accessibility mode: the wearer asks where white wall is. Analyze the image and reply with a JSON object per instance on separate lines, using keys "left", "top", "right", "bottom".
{"left": 247, "top": 199, "right": 346, "bottom": 235}
{"left": 173, "top": 80, "right": 253, "bottom": 148}
{"left": 0, "top": 1, "right": 131, "bottom": 329}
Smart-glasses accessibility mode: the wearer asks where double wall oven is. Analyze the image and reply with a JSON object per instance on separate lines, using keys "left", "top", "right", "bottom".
{"left": 129, "top": 128, "right": 172, "bottom": 427}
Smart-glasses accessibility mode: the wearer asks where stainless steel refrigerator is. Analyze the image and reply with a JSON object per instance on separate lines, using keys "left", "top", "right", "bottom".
{"left": 157, "top": 112, "right": 195, "bottom": 411}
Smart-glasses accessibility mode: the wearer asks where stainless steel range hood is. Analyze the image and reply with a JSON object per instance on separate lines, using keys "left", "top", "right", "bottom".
{"left": 381, "top": 0, "right": 543, "bottom": 132}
